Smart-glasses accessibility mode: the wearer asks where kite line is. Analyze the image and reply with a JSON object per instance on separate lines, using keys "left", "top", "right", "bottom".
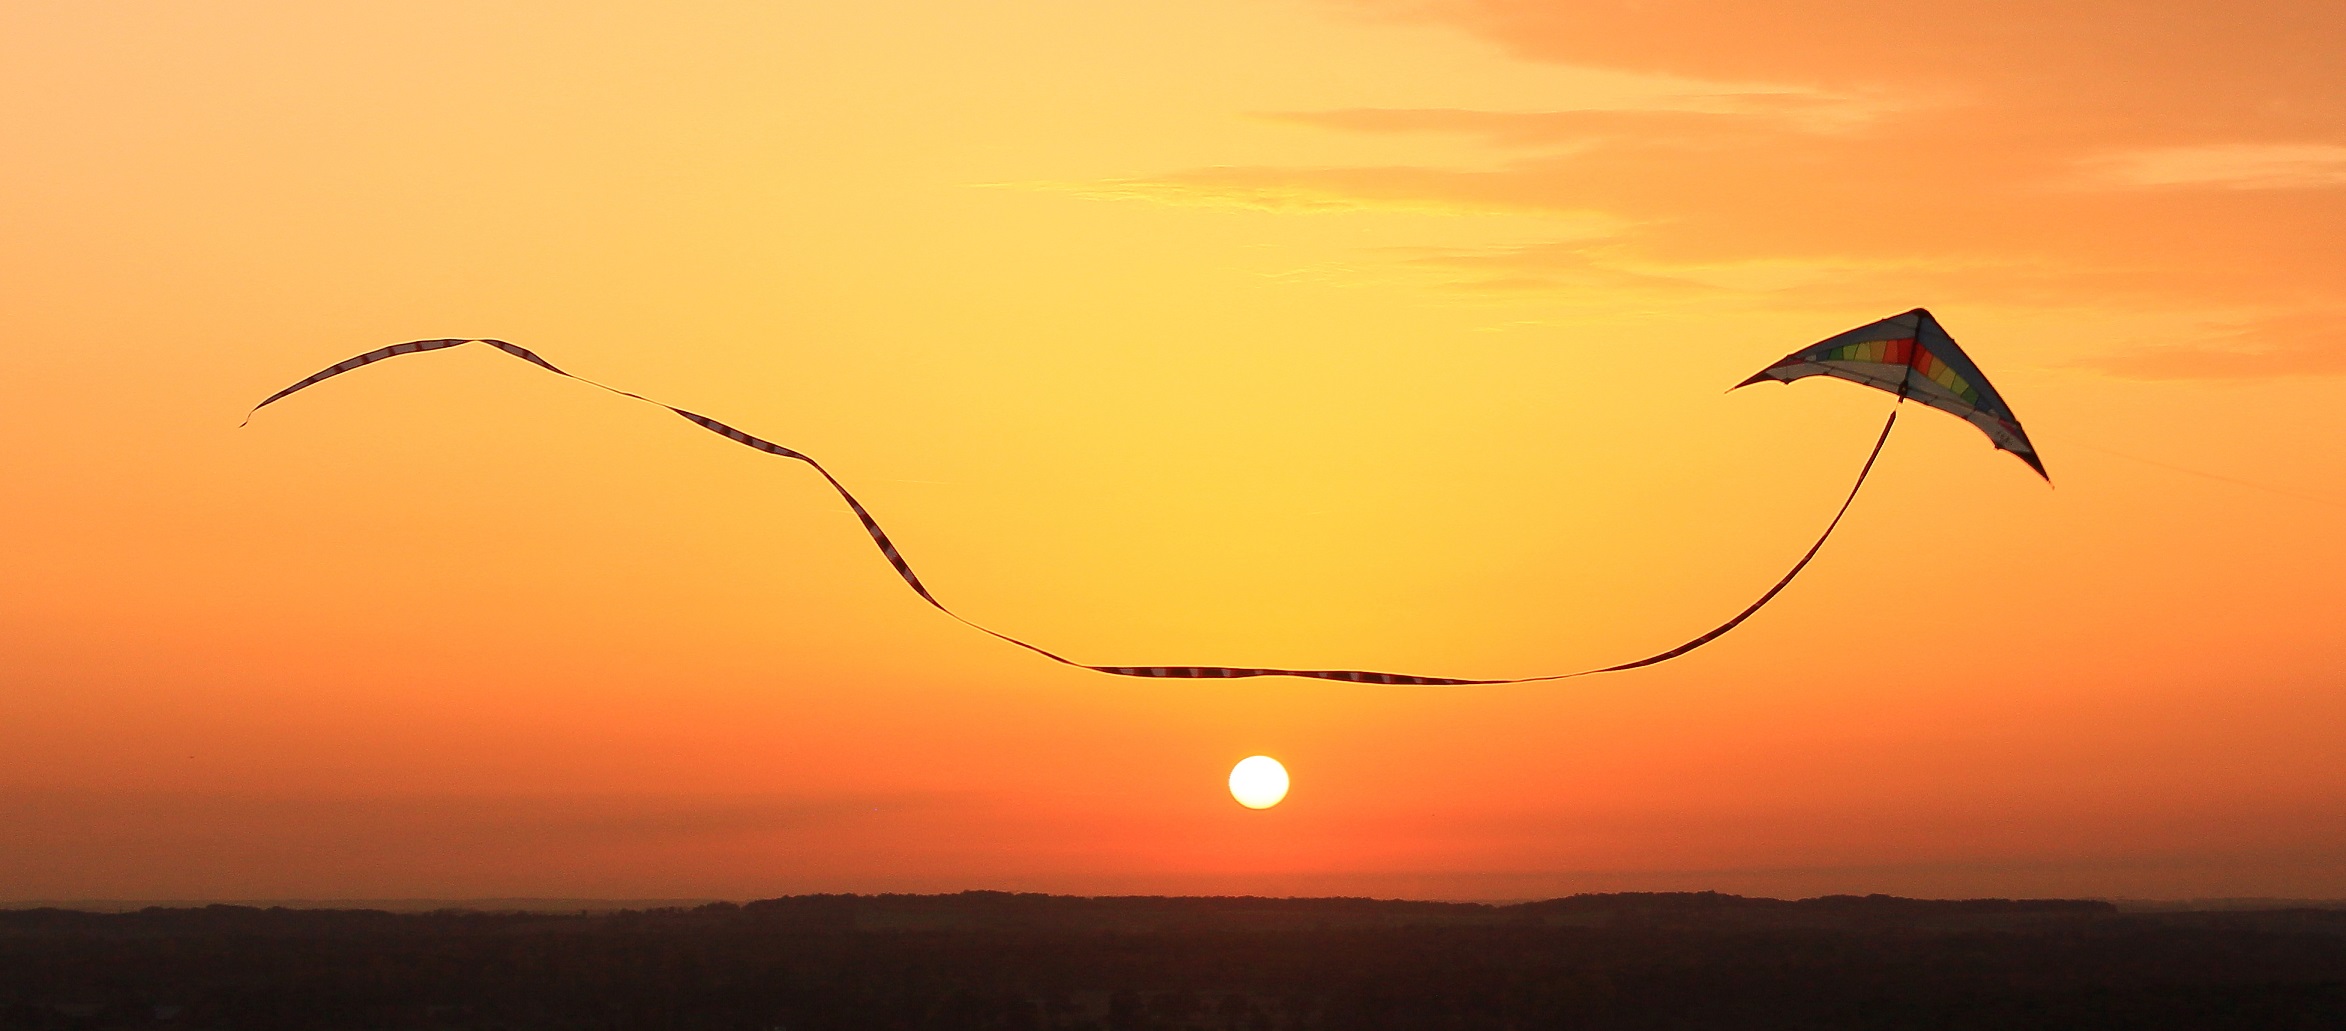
{"left": 246, "top": 339, "right": 1899, "bottom": 685}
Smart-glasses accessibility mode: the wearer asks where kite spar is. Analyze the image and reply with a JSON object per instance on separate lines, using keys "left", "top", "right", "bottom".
{"left": 245, "top": 308, "right": 2040, "bottom": 684}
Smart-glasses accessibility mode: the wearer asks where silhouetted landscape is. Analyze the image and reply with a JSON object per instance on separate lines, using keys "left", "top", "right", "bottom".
{"left": 7, "top": 891, "right": 2346, "bottom": 1029}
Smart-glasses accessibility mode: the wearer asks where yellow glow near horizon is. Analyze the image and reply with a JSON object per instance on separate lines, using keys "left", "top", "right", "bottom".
{"left": 1229, "top": 756, "right": 1292, "bottom": 810}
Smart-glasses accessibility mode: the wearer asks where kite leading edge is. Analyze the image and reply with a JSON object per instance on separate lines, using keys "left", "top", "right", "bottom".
{"left": 244, "top": 309, "right": 2040, "bottom": 684}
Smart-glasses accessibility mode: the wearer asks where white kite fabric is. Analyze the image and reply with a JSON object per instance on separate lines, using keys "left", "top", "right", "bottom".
{"left": 247, "top": 336, "right": 1910, "bottom": 685}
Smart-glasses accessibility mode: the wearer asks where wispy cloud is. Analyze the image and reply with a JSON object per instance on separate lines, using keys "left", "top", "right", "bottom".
{"left": 2085, "top": 144, "right": 2346, "bottom": 190}
{"left": 1007, "top": 164, "right": 1620, "bottom": 220}
{"left": 1013, "top": 2, "right": 2346, "bottom": 379}
{"left": 1397, "top": 240, "right": 1869, "bottom": 297}
{"left": 2078, "top": 313, "right": 2346, "bottom": 380}
{"left": 1259, "top": 92, "right": 1883, "bottom": 146}
{"left": 2073, "top": 324, "right": 2346, "bottom": 380}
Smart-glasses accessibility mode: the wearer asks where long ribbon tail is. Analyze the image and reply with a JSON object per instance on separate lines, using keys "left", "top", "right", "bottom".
{"left": 1544, "top": 408, "right": 1898, "bottom": 679}
{"left": 245, "top": 341, "right": 1895, "bottom": 685}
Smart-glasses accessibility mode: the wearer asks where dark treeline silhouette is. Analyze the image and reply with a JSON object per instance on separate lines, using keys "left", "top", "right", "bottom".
{"left": 5, "top": 891, "right": 2344, "bottom": 1029}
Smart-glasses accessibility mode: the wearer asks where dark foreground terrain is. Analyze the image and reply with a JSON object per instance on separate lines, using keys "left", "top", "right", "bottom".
{"left": 6, "top": 892, "right": 2345, "bottom": 1030}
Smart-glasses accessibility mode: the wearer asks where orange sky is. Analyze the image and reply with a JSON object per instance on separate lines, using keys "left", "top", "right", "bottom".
{"left": 4, "top": 0, "right": 2342, "bottom": 903}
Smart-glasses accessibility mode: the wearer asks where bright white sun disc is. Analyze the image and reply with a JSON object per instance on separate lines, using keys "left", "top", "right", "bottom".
{"left": 1228, "top": 755, "right": 1290, "bottom": 809}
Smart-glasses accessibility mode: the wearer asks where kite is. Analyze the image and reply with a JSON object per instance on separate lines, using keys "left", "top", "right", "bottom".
{"left": 1738, "top": 307, "right": 2048, "bottom": 479}
{"left": 245, "top": 307, "right": 2040, "bottom": 684}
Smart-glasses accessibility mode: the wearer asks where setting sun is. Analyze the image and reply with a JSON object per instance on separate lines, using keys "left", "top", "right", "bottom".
{"left": 1229, "top": 756, "right": 1291, "bottom": 810}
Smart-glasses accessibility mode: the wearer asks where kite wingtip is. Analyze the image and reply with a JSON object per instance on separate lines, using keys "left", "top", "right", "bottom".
{"left": 2015, "top": 449, "right": 2051, "bottom": 483}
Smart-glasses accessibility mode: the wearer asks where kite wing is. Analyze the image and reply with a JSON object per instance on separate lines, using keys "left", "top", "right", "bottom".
{"left": 1737, "top": 308, "right": 2047, "bottom": 479}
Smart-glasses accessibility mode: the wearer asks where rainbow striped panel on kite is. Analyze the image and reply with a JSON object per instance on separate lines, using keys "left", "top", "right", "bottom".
{"left": 1737, "top": 308, "right": 2046, "bottom": 479}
